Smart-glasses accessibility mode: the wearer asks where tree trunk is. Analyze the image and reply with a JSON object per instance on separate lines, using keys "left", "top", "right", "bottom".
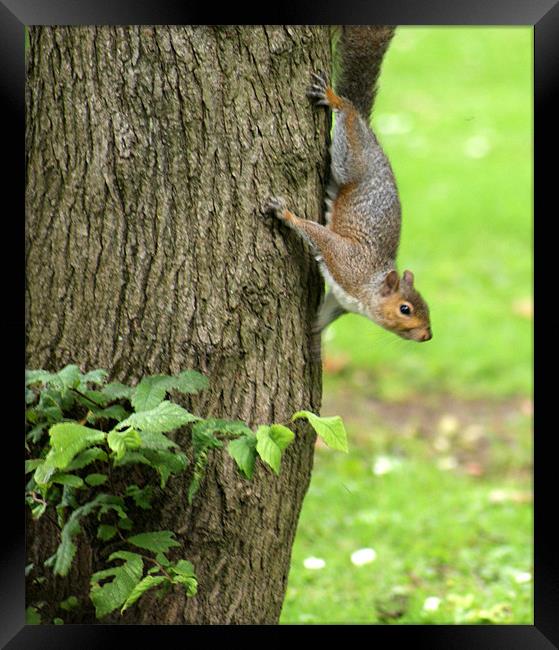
{"left": 25, "top": 25, "right": 331, "bottom": 624}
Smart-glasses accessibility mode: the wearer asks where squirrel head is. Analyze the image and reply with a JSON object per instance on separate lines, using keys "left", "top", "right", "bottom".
{"left": 373, "top": 270, "right": 432, "bottom": 342}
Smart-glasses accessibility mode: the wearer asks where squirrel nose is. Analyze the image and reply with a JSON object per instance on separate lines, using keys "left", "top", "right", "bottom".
{"left": 420, "top": 328, "right": 432, "bottom": 342}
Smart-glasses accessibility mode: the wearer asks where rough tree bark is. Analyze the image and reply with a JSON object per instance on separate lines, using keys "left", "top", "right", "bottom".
{"left": 25, "top": 26, "right": 331, "bottom": 624}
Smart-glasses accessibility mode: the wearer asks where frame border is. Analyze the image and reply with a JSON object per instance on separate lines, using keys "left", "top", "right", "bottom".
{"left": 6, "top": 1, "right": 551, "bottom": 646}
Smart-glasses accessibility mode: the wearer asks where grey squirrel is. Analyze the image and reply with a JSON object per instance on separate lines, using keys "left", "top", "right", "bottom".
{"left": 265, "top": 26, "right": 432, "bottom": 343}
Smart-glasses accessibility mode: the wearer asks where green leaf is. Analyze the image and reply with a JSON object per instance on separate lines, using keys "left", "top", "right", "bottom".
{"left": 170, "top": 559, "right": 196, "bottom": 577}
{"left": 56, "top": 365, "right": 82, "bottom": 390}
{"left": 227, "top": 434, "right": 257, "bottom": 479}
{"left": 192, "top": 418, "right": 252, "bottom": 448}
{"left": 97, "top": 524, "right": 118, "bottom": 541}
{"left": 138, "top": 430, "right": 178, "bottom": 450}
{"left": 51, "top": 473, "right": 85, "bottom": 488}
{"left": 127, "top": 531, "right": 181, "bottom": 554}
{"left": 117, "top": 517, "right": 134, "bottom": 531}
{"left": 33, "top": 461, "right": 57, "bottom": 486}
{"left": 131, "top": 371, "right": 208, "bottom": 412}
{"left": 131, "top": 376, "right": 175, "bottom": 412}
{"left": 26, "top": 387, "right": 37, "bottom": 404}
{"left": 155, "top": 552, "right": 171, "bottom": 567}
{"left": 26, "top": 422, "right": 48, "bottom": 443}
{"left": 90, "top": 551, "right": 143, "bottom": 619}
{"left": 255, "top": 424, "right": 295, "bottom": 474}
{"left": 75, "top": 390, "right": 109, "bottom": 408}
{"left": 85, "top": 473, "right": 108, "bottom": 487}
{"left": 59, "top": 595, "right": 79, "bottom": 611}
{"left": 66, "top": 447, "right": 108, "bottom": 471}
{"left": 101, "top": 382, "right": 133, "bottom": 401}
{"left": 292, "top": 410, "right": 348, "bottom": 453}
{"left": 170, "top": 559, "right": 198, "bottom": 596}
{"left": 26, "top": 606, "right": 42, "bottom": 624}
{"left": 121, "top": 575, "right": 167, "bottom": 613}
{"left": 170, "top": 370, "right": 209, "bottom": 395}
{"left": 125, "top": 485, "right": 153, "bottom": 510}
{"left": 118, "top": 401, "right": 199, "bottom": 433}
{"left": 48, "top": 423, "right": 106, "bottom": 469}
{"left": 81, "top": 369, "right": 109, "bottom": 385}
{"left": 53, "top": 617, "right": 64, "bottom": 624}
{"left": 25, "top": 459, "right": 43, "bottom": 474}
{"left": 87, "top": 405, "right": 130, "bottom": 424}
{"left": 116, "top": 449, "right": 188, "bottom": 487}
{"left": 26, "top": 369, "right": 53, "bottom": 386}
{"left": 31, "top": 502, "right": 47, "bottom": 519}
{"left": 108, "top": 428, "right": 142, "bottom": 461}
{"left": 53, "top": 494, "right": 122, "bottom": 576}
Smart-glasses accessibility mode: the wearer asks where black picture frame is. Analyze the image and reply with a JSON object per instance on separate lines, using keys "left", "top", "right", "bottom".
{"left": 4, "top": 1, "right": 551, "bottom": 646}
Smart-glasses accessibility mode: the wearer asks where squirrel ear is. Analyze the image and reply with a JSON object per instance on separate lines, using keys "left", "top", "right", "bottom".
{"left": 403, "top": 270, "right": 415, "bottom": 286}
{"left": 381, "top": 270, "right": 400, "bottom": 295}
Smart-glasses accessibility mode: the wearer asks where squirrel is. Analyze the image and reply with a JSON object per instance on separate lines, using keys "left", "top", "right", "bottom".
{"left": 265, "top": 26, "right": 432, "bottom": 344}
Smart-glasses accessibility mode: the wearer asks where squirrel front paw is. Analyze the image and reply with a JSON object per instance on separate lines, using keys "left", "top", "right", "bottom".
{"left": 306, "top": 70, "right": 330, "bottom": 105}
{"left": 264, "top": 196, "right": 288, "bottom": 219}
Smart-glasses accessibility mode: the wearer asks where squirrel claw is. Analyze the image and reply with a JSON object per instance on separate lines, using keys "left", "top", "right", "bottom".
{"left": 307, "top": 71, "right": 329, "bottom": 104}
{"left": 264, "top": 196, "right": 287, "bottom": 217}
{"left": 310, "top": 70, "right": 329, "bottom": 87}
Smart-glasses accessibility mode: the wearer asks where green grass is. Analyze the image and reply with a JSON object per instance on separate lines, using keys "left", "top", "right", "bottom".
{"left": 282, "top": 446, "right": 532, "bottom": 624}
{"left": 281, "top": 27, "right": 533, "bottom": 625}
{"left": 324, "top": 27, "right": 533, "bottom": 401}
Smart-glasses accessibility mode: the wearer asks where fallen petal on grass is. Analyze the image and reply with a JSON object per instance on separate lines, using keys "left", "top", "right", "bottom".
{"left": 351, "top": 548, "right": 377, "bottom": 566}
{"left": 423, "top": 596, "right": 442, "bottom": 612}
{"left": 303, "top": 557, "right": 326, "bottom": 570}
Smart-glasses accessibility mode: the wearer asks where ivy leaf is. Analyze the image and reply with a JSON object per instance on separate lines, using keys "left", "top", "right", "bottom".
{"left": 255, "top": 424, "right": 295, "bottom": 474}
{"left": 227, "top": 434, "right": 257, "bottom": 479}
{"left": 120, "top": 575, "right": 167, "bottom": 613}
{"left": 292, "top": 410, "right": 348, "bottom": 453}
{"left": 90, "top": 551, "right": 144, "bottom": 619}
{"left": 127, "top": 531, "right": 181, "bottom": 554}
{"left": 107, "top": 428, "right": 142, "bottom": 461}
{"left": 118, "top": 401, "right": 199, "bottom": 434}
{"left": 48, "top": 423, "right": 106, "bottom": 469}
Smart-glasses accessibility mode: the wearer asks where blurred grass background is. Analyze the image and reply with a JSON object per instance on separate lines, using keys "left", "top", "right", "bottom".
{"left": 281, "top": 27, "right": 532, "bottom": 624}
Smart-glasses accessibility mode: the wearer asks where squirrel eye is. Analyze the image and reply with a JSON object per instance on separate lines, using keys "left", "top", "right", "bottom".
{"left": 399, "top": 304, "right": 411, "bottom": 315}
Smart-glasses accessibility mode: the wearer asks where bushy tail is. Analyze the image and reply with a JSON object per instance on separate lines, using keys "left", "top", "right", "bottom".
{"left": 334, "top": 25, "right": 396, "bottom": 122}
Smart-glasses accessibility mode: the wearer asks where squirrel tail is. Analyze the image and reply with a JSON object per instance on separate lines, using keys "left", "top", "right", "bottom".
{"left": 334, "top": 25, "right": 396, "bottom": 122}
